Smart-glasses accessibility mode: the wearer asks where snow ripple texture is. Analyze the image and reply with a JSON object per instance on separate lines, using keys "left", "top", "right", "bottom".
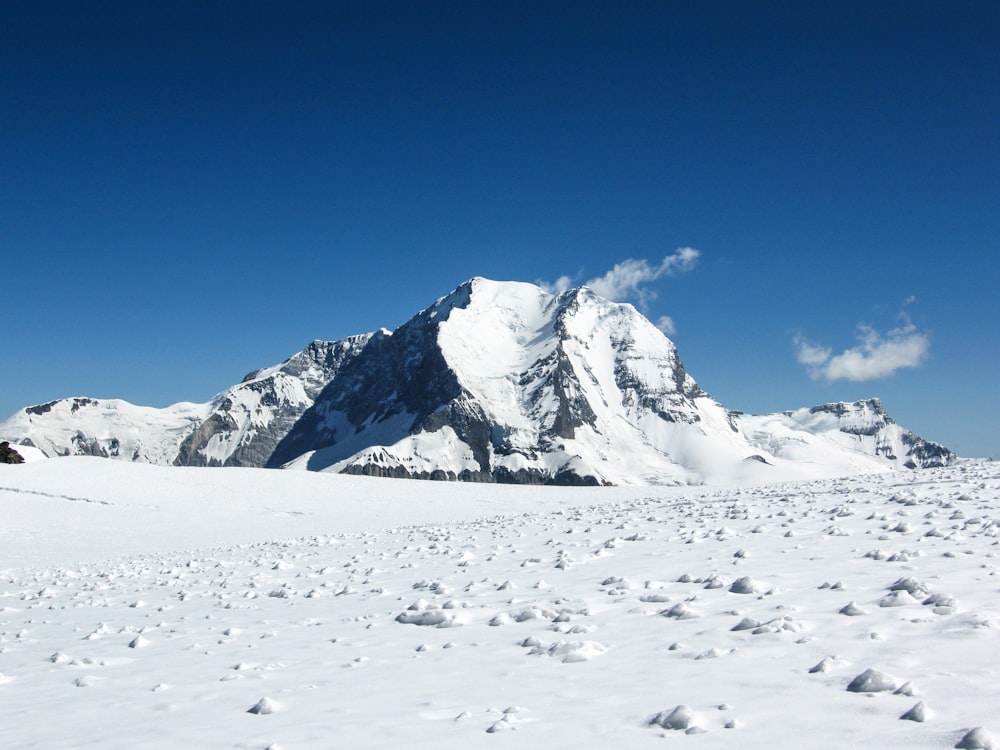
{"left": 0, "top": 460, "right": 997, "bottom": 748}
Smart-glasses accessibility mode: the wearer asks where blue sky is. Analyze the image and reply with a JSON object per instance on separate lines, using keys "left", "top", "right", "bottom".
{"left": 2, "top": 2, "right": 997, "bottom": 458}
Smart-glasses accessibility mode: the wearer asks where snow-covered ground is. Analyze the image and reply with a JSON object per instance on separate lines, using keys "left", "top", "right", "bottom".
{"left": 1, "top": 457, "right": 998, "bottom": 748}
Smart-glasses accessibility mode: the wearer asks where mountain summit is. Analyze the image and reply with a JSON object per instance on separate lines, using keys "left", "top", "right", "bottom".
{"left": 1, "top": 278, "right": 953, "bottom": 485}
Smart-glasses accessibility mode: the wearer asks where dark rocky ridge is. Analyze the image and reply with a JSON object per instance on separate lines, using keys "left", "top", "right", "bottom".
{"left": 0, "top": 441, "right": 25, "bottom": 464}
{"left": 175, "top": 335, "right": 373, "bottom": 468}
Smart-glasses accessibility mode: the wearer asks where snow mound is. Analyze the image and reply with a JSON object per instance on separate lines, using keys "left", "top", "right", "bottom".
{"left": 648, "top": 705, "right": 699, "bottom": 731}
{"left": 729, "top": 576, "right": 766, "bottom": 594}
{"left": 533, "top": 640, "right": 608, "bottom": 663}
{"left": 247, "top": 697, "right": 278, "bottom": 715}
{"left": 901, "top": 701, "right": 928, "bottom": 722}
{"left": 956, "top": 727, "right": 995, "bottom": 750}
{"left": 846, "top": 668, "right": 899, "bottom": 693}
{"left": 395, "top": 609, "right": 461, "bottom": 628}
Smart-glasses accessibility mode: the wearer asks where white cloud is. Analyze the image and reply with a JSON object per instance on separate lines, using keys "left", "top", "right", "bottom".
{"left": 545, "top": 274, "right": 576, "bottom": 295}
{"left": 541, "top": 248, "right": 700, "bottom": 306}
{"left": 655, "top": 316, "right": 677, "bottom": 335}
{"left": 795, "top": 308, "right": 930, "bottom": 382}
{"left": 585, "top": 247, "right": 700, "bottom": 305}
{"left": 538, "top": 248, "right": 699, "bottom": 336}
{"left": 793, "top": 336, "right": 832, "bottom": 367}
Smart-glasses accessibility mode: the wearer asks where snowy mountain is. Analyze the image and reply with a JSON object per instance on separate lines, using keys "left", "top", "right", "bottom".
{"left": 734, "top": 399, "right": 953, "bottom": 471}
{"left": 0, "top": 277, "right": 953, "bottom": 485}
{"left": 0, "top": 397, "right": 211, "bottom": 465}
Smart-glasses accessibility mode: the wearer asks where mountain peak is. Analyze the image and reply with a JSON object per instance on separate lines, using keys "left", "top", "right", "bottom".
{"left": 0, "top": 281, "right": 954, "bottom": 484}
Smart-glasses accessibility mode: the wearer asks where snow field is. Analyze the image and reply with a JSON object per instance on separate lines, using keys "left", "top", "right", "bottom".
{"left": 0, "top": 459, "right": 998, "bottom": 748}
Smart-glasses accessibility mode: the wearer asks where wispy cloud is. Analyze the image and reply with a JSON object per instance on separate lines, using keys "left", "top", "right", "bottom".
{"left": 655, "top": 315, "right": 677, "bottom": 335}
{"left": 541, "top": 247, "right": 700, "bottom": 308}
{"left": 795, "top": 304, "right": 930, "bottom": 382}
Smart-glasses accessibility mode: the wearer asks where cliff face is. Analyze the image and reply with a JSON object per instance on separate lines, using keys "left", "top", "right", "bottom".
{"left": 174, "top": 335, "right": 374, "bottom": 468}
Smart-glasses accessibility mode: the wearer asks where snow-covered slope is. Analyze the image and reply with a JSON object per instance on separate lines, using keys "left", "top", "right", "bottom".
{"left": 281, "top": 278, "right": 731, "bottom": 483}
{"left": 0, "top": 456, "right": 997, "bottom": 748}
{"left": 281, "top": 278, "right": 952, "bottom": 484}
{"left": 0, "top": 397, "right": 210, "bottom": 464}
{"left": 0, "top": 278, "right": 954, "bottom": 484}
{"left": 175, "top": 336, "right": 373, "bottom": 467}
{"left": 735, "top": 399, "right": 953, "bottom": 471}
{"left": 0, "top": 337, "right": 371, "bottom": 469}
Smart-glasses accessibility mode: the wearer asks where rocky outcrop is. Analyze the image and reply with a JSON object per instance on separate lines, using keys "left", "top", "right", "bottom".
{"left": 174, "top": 335, "right": 373, "bottom": 467}
{"left": 0, "top": 441, "right": 25, "bottom": 464}
{"left": 809, "top": 398, "right": 952, "bottom": 468}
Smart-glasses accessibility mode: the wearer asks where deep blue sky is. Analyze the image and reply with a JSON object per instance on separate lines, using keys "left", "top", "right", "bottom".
{"left": 2, "top": 2, "right": 998, "bottom": 458}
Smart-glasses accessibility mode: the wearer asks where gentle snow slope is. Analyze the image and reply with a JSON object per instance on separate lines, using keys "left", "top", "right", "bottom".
{"left": 1, "top": 458, "right": 997, "bottom": 749}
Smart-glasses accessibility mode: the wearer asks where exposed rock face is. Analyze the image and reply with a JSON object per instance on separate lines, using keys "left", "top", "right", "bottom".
{"left": 0, "top": 441, "right": 25, "bottom": 464}
{"left": 736, "top": 397, "right": 953, "bottom": 470}
{"left": 175, "top": 335, "right": 373, "bottom": 467}
{"left": 0, "top": 278, "right": 956, "bottom": 485}
{"left": 272, "top": 280, "right": 717, "bottom": 483}
{"left": 808, "top": 398, "right": 952, "bottom": 468}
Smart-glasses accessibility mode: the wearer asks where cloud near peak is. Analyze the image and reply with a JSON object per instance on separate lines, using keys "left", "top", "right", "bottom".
{"left": 795, "top": 310, "right": 930, "bottom": 382}
{"left": 655, "top": 315, "right": 677, "bottom": 335}
{"left": 541, "top": 247, "right": 700, "bottom": 306}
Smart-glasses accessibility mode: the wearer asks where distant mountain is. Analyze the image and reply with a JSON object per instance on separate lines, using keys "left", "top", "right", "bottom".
{"left": 2, "top": 397, "right": 210, "bottom": 465}
{"left": 0, "top": 277, "right": 954, "bottom": 485}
